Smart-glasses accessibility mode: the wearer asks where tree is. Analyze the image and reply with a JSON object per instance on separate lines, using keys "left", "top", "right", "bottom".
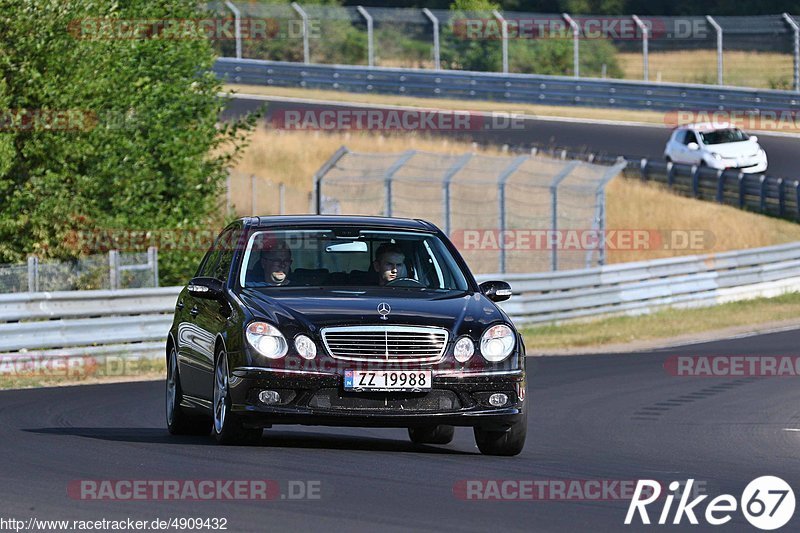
{"left": 0, "top": 0, "right": 256, "bottom": 285}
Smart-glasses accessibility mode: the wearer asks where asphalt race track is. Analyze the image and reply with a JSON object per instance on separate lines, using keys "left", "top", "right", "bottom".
{"left": 223, "top": 95, "right": 800, "bottom": 180}
{"left": 3, "top": 330, "right": 800, "bottom": 532}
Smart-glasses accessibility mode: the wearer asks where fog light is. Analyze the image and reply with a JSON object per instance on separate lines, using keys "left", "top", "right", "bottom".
{"left": 258, "top": 390, "right": 281, "bottom": 404}
{"left": 488, "top": 393, "right": 508, "bottom": 407}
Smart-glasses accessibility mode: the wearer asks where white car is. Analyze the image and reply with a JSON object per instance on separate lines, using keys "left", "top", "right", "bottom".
{"left": 663, "top": 123, "right": 767, "bottom": 174}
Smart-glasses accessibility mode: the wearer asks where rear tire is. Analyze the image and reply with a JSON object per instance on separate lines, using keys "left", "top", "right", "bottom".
{"left": 166, "top": 345, "right": 212, "bottom": 436}
{"left": 408, "top": 424, "right": 455, "bottom": 445}
{"left": 474, "top": 413, "right": 527, "bottom": 457}
{"left": 213, "top": 349, "right": 262, "bottom": 445}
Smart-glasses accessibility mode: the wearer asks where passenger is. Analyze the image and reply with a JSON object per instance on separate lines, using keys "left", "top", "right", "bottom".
{"left": 254, "top": 236, "right": 293, "bottom": 286}
{"left": 372, "top": 243, "right": 407, "bottom": 286}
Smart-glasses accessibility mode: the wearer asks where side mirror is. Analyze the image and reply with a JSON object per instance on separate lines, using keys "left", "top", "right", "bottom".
{"left": 188, "top": 277, "right": 224, "bottom": 300}
{"left": 749, "top": 135, "right": 758, "bottom": 143}
{"left": 479, "top": 280, "right": 512, "bottom": 302}
{"left": 687, "top": 142, "right": 699, "bottom": 151}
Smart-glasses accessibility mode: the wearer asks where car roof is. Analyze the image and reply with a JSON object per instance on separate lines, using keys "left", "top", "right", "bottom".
{"left": 246, "top": 215, "right": 438, "bottom": 232}
{"left": 678, "top": 122, "right": 738, "bottom": 132}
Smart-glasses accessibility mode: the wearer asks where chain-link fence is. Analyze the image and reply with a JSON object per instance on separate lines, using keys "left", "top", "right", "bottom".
{"left": 312, "top": 146, "right": 625, "bottom": 274}
{"left": 0, "top": 249, "right": 159, "bottom": 293}
{"left": 226, "top": 170, "right": 312, "bottom": 216}
{"left": 212, "top": 3, "right": 800, "bottom": 90}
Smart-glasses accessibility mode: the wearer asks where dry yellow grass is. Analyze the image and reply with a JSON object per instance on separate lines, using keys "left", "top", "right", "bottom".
{"left": 605, "top": 177, "right": 800, "bottom": 263}
{"left": 617, "top": 50, "right": 794, "bottom": 89}
{"left": 229, "top": 129, "right": 800, "bottom": 263}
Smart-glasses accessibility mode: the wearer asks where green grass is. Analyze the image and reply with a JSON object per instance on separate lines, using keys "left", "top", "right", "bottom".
{"left": 521, "top": 291, "right": 800, "bottom": 351}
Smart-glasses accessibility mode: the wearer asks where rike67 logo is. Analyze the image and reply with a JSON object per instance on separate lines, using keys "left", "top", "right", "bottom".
{"left": 625, "top": 477, "right": 795, "bottom": 530}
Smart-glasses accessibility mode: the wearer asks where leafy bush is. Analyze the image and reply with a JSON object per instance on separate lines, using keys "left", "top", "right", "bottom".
{"left": 0, "top": 0, "right": 256, "bottom": 285}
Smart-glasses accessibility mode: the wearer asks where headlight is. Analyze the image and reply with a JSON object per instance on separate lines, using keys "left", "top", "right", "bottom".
{"left": 454, "top": 336, "right": 475, "bottom": 363}
{"left": 294, "top": 334, "right": 317, "bottom": 360}
{"left": 480, "top": 324, "right": 515, "bottom": 362}
{"left": 246, "top": 322, "right": 288, "bottom": 359}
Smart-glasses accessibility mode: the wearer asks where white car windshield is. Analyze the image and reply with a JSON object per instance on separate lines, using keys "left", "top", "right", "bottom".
{"left": 239, "top": 228, "right": 469, "bottom": 291}
{"left": 698, "top": 128, "right": 749, "bottom": 145}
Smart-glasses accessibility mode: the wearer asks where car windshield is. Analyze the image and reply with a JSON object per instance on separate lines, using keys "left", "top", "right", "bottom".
{"left": 698, "top": 128, "right": 749, "bottom": 145}
{"left": 239, "top": 228, "right": 470, "bottom": 291}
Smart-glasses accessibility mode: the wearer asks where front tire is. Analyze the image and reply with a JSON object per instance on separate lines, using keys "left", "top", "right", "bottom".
{"left": 213, "top": 349, "right": 262, "bottom": 445}
{"left": 473, "top": 413, "right": 527, "bottom": 456}
{"left": 408, "top": 424, "right": 455, "bottom": 445}
{"left": 166, "top": 345, "right": 211, "bottom": 436}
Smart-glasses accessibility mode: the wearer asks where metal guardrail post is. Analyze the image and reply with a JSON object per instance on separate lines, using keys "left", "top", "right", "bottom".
{"left": 291, "top": 2, "right": 310, "bottom": 65}
{"left": 148, "top": 247, "right": 159, "bottom": 288}
{"left": 666, "top": 161, "right": 674, "bottom": 187}
{"left": 27, "top": 256, "right": 38, "bottom": 292}
{"left": 738, "top": 172, "right": 745, "bottom": 208}
{"left": 357, "top": 6, "right": 374, "bottom": 67}
{"left": 224, "top": 1, "right": 242, "bottom": 60}
{"left": 549, "top": 161, "right": 580, "bottom": 271}
{"left": 441, "top": 153, "right": 473, "bottom": 236}
{"left": 759, "top": 175, "right": 768, "bottom": 213}
{"left": 493, "top": 10, "right": 509, "bottom": 74}
{"left": 639, "top": 158, "right": 648, "bottom": 180}
{"left": 562, "top": 13, "right": 580, "bottom": 78}
{"left": 784, "top": 13, "right": 800, "bottom": 92}
{"left": 716, "top": 170, "right": 725, "bottom": 202}
{"left": 422, "top": 8, "right": 440, "bottom": 71}
{"left": 795, "top": 181, "right": 800, "bottom": 219}
{"left": 108, "top": 250, "right": 119, "bottom": 290}
{"left": 595, "top": 161, "right": 628, "bottom": 266}
{"left": 632, "top": 15, "right": 648, "bottom": 81}
{"left": 778, "top": 178, "right": 786, "bottom": 216}
{"left": 313, "top": 146, "right": 349, "bottom": 214}
{"left": 690, "top": 164, "right": 700, "bottom": 198}
{"left": 706, "top": 16, "right": 723, "bottom": 85}
{"left": 383, "top": 150, "right": 416, "bottom": 217}
{"left": 497, "top": 155, "right": 528, "bottom": 273}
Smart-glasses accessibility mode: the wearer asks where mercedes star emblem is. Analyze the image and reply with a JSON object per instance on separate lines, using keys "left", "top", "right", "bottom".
{"left": 377, "top": 302, "right": 391, "bottom": 320}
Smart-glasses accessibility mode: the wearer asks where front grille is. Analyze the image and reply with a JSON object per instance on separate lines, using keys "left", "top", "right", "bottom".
{"left": 321, "top": 325, "right": 448, "bottom": 362}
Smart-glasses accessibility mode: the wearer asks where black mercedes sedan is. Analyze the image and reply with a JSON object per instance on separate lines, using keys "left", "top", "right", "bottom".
{"left": 166, "top": 215, "right": 527, "bottom": 456}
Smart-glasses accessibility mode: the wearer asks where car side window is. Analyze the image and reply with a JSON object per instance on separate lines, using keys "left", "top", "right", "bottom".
{"left": 673, "top": 130, "right": 686, "bottom": 144}
{"left": 197, "top": 226, "right": 240, "bottom": 281}
{"left": 683, "top": 131, "right": 698, "bottom": 145}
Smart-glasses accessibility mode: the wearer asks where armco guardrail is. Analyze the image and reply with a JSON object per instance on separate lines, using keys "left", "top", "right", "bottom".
{"left": 621, "top": 159, "right": 800, "bottom": 220}
{"left": 214, "top": 58, "right": 800, "bottom": 113}
{"left": 3, "top": 241, "right": 800, "bottom": 359}
{"left": 477, "top": 241, "right": 800, "bottom": 325}
{"left": 0, "top": 287, "right": 181, "bottom": 360}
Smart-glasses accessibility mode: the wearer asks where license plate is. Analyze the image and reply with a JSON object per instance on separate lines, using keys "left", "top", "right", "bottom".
{"left": 344, "top": 370, "right": 432, "bottom": 391}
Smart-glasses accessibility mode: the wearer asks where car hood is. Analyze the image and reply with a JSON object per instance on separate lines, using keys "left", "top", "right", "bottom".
{"left": 705, "top": 140, "right": 761, "bottom": 158}
{"left": 237, "top": 287, "right": 507, "bottom": 336}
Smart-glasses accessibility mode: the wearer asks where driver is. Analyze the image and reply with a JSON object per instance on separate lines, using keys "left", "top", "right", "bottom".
{"left": 254, "top": 235, "right": 293, "bottom": 286}
{"left": 372, "top": 243, "right": 407, "bottom": 286}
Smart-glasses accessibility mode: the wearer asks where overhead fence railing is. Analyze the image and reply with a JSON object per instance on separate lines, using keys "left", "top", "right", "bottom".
{"left": 211, "top": 3, "right": 800, "bottom": 91}
{"left": 311, "top": 146, "right": 626, "bottom": 274}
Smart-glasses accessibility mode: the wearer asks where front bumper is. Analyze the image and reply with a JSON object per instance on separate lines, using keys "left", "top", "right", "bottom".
{"left": 229, "top": 367, "right": 526, "bottom": 430}
{"left": 705, "top": 155, "right": 768, "bottom": 174}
